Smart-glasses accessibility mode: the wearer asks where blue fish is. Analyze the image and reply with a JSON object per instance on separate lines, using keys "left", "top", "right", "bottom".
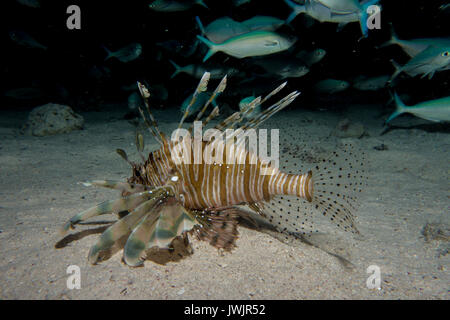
{"left": 284, "top": 0, "right": 381, "bottom": 37}
{"left": 386, "top": 93, "right": 450, "bottom": 124}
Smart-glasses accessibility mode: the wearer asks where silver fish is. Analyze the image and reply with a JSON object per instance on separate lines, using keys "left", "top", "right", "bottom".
{"left": 149, "top": 0, "right": 207, "bottom": 12}
{"left": 4, "top": 87, "right": 43, "bottom": 100}
{"left": 9, "top": 30, "right": 46, "bottom": 50}
{"left": 103, "top": 43, "right": 142, "bottom": 63}
{"left": 150, "top": 84, "right": 169, "bottom": 102}
{"left": 241, "top": 16, "right": 285, "bottom": 32}
{"left": 156, "top": 39, "right": 199, "bottom": 58}
{"left": 121, "top": 83, "right": 139, "bottom": 92}
{"left": 386, "top": 93, "right": 450, "bottom": 124}
{"left": 180, "top": 91, "right": 218, "bottom": 116}
{"left": 233, "top": 0, "right": 251, "bottom": 6}
{"left": 197, "top": 31, "right": 297, "bottom": 62}
{"left": 316, "top": 0, "right": 361, "bottom": 13}
{"left": 239, "top": 96, "right": 262, "bottom": 119}
{"left": 169, "top": 60, "right": 240, "bottom": 79}
{"left": 233, "top": 78, "right": 284, "bottom": 98}
{"left": 381, "top": 26, "right": 450, "bottom": 58}
{"left": 196, "top": 16, "right": 250, "bottom": 43}
{"left": 284, "top": 0, "right": 381, "bottom": 37}
{"left": 88, "top": 65, "right": 111, "bottom": 80}
{"left": 285, "top": 0, "right": 354, "bottom": 24}
{"left": 128, "top": 92, "right": 141, "bottom": 110}
{"left": 439, "top": 4, "right": 450, "bottom": 11}
{"left": 16, "top": 0, "right": 40, "bottom": 8}
{"left": 197, "top": 16, "right": 284, "bottom": 44}
{"left": 251, "top": 56, "right": 310, "bottom": 79}
{"left": 295, "top": 48, "right": 327, "bottom": 66}
{"left": 314, "top": 79, "right": 350, "bottom": 94}
{"left": 352, "top": 75, "right": 389, "bottom": 91}
{"left": 390, "top": 45, "right": 450, "bottom": 81}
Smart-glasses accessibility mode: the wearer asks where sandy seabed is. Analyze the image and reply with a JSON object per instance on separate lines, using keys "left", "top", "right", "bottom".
{"left": 0, "top": 104, "right": 448, "bottom": 299}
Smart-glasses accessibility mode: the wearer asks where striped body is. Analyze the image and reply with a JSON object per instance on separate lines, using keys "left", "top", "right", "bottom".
{"left": 131, "top": 137, "right": 313, "bottom": 210}
{"left": 59, "top": 73, "right": 334, "bottom": 267}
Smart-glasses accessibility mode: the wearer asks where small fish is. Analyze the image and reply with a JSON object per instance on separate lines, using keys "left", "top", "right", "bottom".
{"left": 169, "top": 60, "right": 240, "bottom": 79}
{"left": 197, "top": 31, "right": 297, "bottom": 62}
{"left": 149, "top": 84, "right": 169, "bottom": 102}
{"left": 196, "top": 16, "right": 250, "bottom": 43}
{"left": 439, "top": 3, "right": 450, "bottom": 11}
{"left": 16, "top": 0, "right": 40, "bottom": 8}
{"left": 233, "top": 78, "right": 284, "bottom": 98}
{"left": 380, "top": 26, "right": 450, "bottom": 58}
{"left": 284, "top": 0, "right": 381, "bottom": 37}
{"left": 53, "top": 84, "right": 70, "bottom": 100}
{"left": 180, "top": 91, "right": 218, "bottom": 117}
{"left": 239, "top": 96, "right": 261, "bottom": 119}
{"left": 9, "top": 30, "right": 47, "bottom": 50}
{"left": 386, "top": 93, "right": 450, "bottom": 124}
{"left": 4, "top": 87, "right": 43, "bottom": 100}
{"left": 316, "top": 0, "right": 361, "bottom": 13}
{"left": 156, "top": 39, "right": 199, "bottom": 58}
{"left": 103, "top": 43, "right": 142, "bottom": 63}
{"left": 252, "top": 57, "right": 310, "bottom": 79}
{"left": 121, "top": 83, "right": 139, "bottom": 92}
{"left": 233, "top": 0, "right": 251, "bottom": 6}
{"left": 241, "top": 16, "right": 285, "bottom": 32}
{"left": 295, "top": 48, "right": 327, "bottom": 66}
{"left": 314, "top": 79, "right": 350, "bottom": 94}
{"left": 88, "top": 65, "right": 111, "bottom": 81}
{"left": 390, "top": 45, "right": 450, "bottom": 81}
{"left": 128, "top": 92, "right": 141, "bottom": 110}
{"left": 352, "top": 75, "right": 389, "bottom": 91}
{"left": 149, "top": 0, "right": 207, "bottom": 12}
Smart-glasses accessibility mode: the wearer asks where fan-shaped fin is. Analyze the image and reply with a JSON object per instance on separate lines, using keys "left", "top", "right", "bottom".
{"left": 88, "top": 188, "right": 171, "bottom": 264}
{"left": 59, "top": 190, "right": 159, "bottom": 236}
{"left": 82, "top": 180, "right": 147, "bottom": 194}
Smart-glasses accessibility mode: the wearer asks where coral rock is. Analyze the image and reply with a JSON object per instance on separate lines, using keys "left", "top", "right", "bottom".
{"left": 332, "top": 118, "right": 365, "bottom": 138}
{"left": 22, "top": 103, "right": 84, "bottom": 136}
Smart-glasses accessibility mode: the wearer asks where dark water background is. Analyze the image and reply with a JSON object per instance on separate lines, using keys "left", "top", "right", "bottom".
{"left": 3, "top": 0, "right": 450, "bottom": 113}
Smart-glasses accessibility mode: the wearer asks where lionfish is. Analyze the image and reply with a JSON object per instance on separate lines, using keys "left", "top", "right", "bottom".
{"left": 59, "top": 72, "right": 366, "bottom": 267}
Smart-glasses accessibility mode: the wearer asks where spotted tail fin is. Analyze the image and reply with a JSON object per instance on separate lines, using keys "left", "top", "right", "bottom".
{"left": 247, "top": 124, "right": 368, "bottom": 237}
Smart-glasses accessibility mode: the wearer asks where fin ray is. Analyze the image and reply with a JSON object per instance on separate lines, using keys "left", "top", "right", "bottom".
{"left": 60, "top": 190, "right": 159, "bottom": 236}
{"left": 88, "top": 187, "right": 172, "bottom": 264}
